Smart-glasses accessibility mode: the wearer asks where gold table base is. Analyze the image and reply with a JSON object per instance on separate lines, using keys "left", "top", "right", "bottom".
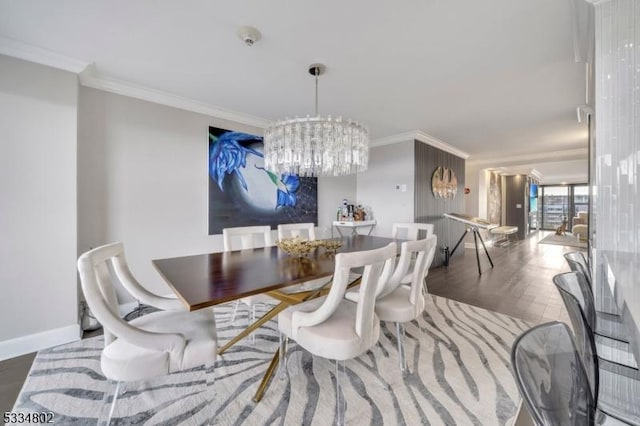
{"left": 218, "top": 277, "right": 361, "bottom": 402}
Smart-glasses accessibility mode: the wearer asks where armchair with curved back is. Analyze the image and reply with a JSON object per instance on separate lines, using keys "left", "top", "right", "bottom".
{"left": 572, "top": 211, "right": 589, "bottom": 241}
{"left": 391, "top": 222, "right": 434, "bottom": 241}
{"left": 391, "top": 222, "right": 436, "bottom": 286}
{"left": 346, "top": 235, "right": 438, "bottom": 374}
{"left": 277, "top": 243, "right": 397, "bottom": 425}
{"left": 77, "top": 243, "right": 217, "bottom": 425}
{"left": 277, "top": 222, "right": 316, "bottom": 241}
{"left": 223, "top": 226, "right": 275, "bottom": 338}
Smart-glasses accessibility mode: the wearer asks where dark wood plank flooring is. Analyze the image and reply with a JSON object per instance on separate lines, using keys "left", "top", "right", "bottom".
{"left": 0, "top": 231, "right": 574, "bottom": 414}
{"left": 428, "top": 230, "right": 573, "bottom": 324}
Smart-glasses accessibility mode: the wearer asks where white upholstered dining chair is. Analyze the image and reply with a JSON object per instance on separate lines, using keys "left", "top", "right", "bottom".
{"left": 277, "top": 222, "right": 316, "bottom": 241}
{"left": 391, "top": 222, "right": 434, "bottom": 241}
{"left": 345, "top": 235, "right": 437, "bottom": 374}
{"left": 77, "top": 243, "right": 217, "bottom": 425}
{"left": 278, "top": 243, "right": 397, "bottom": 425}
{"left": 223, "top": 226, "right": 276, "bottom": 338}
{"left": 376, "top": 235, "right": 438, "bottom": 374}
{"left": 391, "top": 222, "right": 436, "bottom": 285}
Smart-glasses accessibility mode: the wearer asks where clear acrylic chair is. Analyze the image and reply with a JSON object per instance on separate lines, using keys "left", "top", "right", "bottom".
{"left": 223, "top": 226, "right": 276, "bottom": 339}
{"left": 553, "top": 272, "right": 637, "bottom": 371}
{"left": 77, "top": 243, "right": 217, "bottom": 425}
{"left": 512, "top": 321, "right": 636, "bottom": 426}
{"left": 563, "top": 251, "right": 628, "bottom": 343}
{"left": 554, "top": 272, "right": 640, "bottom": 425}
{"left": 391, "top": 222, "right": 434, "bottom": 241}
{"left": 278, "top": 243, "right": 397, "bottom": 426}
{"left": 564, "top": 251, "right": 592, "bottom": 284}
{"left": 511, "top": 321, "right": 596, "bottom": 426}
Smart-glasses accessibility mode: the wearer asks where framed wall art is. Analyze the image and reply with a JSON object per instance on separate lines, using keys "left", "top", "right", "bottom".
{"left": 208, "top": 126, "right": 318, "bottom": 234}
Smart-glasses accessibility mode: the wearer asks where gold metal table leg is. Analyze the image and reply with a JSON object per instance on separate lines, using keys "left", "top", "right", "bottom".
{"left": 253, "top": 349, "right": 281, "bottom": 403}
{"left": 230, "top": 277, "right": 364, "bottom": 402}
{"left": 217, "top": 302, "right": 288, "bottom": 355}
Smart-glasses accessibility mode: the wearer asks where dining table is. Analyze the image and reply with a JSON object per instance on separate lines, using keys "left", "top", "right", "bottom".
{"left": 152, "top": 234, "right": 402, "bottom": 402}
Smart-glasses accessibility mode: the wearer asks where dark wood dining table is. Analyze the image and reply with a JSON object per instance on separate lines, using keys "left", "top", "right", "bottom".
{"left": 152, "top": 234, "right": 401, "bottom": 401}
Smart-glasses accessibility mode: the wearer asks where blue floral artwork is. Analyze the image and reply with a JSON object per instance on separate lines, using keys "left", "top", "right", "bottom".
{"left": 208, "top": 127, "right": 318, "bottom": 234}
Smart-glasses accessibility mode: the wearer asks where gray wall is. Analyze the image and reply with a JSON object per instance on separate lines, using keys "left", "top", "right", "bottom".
{"left": 503, "top": 175, "right": 527, "bottom": 240}
{"left": 356, "top": 141, "right": 415, "bottom": 238}
{"left": 0, "top": 55, "right": 79, "bottom": 344}
{"left": 414, "top": 141, "right": 466, "bottom": 266}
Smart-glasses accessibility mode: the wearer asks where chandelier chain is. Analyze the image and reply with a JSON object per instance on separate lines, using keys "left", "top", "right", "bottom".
{"left": 314, "top": 67, "right": 319, "bottom": 116}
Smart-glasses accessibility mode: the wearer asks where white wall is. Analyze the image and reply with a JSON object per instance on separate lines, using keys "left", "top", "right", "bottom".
{"left": 0, "top": 55, "right": 79, "bottom": 356}
{"left": 318, "top": 175, "right": 356, "bottom": 235}
{"left": 78, "top": 87, "right": 350, "bottom": 300}
{"left": 465, "top": 162, "right": 482, "bottom": 217}
{"left": 356, "top": 141, "right": 415, "bottom": 238}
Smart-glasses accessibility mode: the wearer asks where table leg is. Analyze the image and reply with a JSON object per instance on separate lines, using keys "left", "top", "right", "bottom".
{"left": 449, "top": 228, "right": 469, "bottom": 257}
{"left": 366, "top": 225, "right": 374, "bottom": 236}
{"left": 250, "top": 278, "right": 360, "bottom": 402}
{"left": 335, "top": 227, "right": 344, "bottom": 237}
{"left": 472, "top": 228, "right": 482, "bottom": 275}
{"left": 218, "top": 302, "right": 288, "bottom": 355}
{"left": 253, "top": 349, "right": 281, "bottom": 402}
{"left": 476, "top": 230, "right": 494, "bottom": 268}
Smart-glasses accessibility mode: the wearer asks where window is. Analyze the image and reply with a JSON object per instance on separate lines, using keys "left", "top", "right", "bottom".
{"left": 541, "top": 186, "right": 569, "bottom": 230}
{"left": 539, "top": 184, "right": 589, "bottom": 231}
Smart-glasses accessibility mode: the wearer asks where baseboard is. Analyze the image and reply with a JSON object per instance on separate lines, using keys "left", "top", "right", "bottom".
{"left": 0, "top": 301, "right": 167, "bottom": 361}
{"left": 0, "top": 324, "right": 81, "bottom": 361}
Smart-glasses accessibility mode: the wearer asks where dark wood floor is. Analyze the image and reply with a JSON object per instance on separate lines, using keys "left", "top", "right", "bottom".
{"left": 428, "top": 230, "right": 572, "bottom": 324}
{"left": 0, "top": 230, "right": 575, "bottom": 414}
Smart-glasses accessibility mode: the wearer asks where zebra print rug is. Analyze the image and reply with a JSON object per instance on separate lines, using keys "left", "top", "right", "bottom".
{"left": 13, "top": 296, "right": 529, "bottom": 425}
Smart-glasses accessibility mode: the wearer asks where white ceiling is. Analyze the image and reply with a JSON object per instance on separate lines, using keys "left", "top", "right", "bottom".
{"left": 0, "top": 0, "right": 589, "bottom": 166}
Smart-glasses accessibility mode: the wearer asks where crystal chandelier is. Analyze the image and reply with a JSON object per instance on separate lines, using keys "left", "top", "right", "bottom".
{"left": 264, "top": 64, "right": 369, "bottom": 177}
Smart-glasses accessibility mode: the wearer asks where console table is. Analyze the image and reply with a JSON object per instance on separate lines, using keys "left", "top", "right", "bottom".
{"left": 443, "top": 212, "right": 498, "bottom": 275}
{"left": 332, "top": 220, "right": 376, "bottom": 237}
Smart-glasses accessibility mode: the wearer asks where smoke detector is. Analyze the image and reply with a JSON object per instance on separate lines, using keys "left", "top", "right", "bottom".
{"left": 237, "top": 26, "right": 262, "bottom": 47}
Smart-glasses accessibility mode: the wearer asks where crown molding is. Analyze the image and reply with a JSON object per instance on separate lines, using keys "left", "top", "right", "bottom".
{"left": 0, "top": 35, "right": 90, "bottom": 74}
{"left": 79, "top": 65, "right": 271, "bottom": 129}
{"left": 468, "top": 147, "right": 589, "bottom": 166}
{"left": 0, "top": 37, "right": 270, "bottom": 128}
{"left": 370, "top": 130, "right": 469, "bottom": 159}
